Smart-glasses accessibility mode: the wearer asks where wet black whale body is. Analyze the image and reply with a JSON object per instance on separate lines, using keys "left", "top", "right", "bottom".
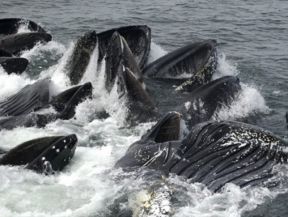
{"left": 0, "top": 18, "right": 46, "bottom": 35}
{"left": 102, "top": 30, "right": 241, "bottom": 126}
{"left": 0, "top": 32, "right": 52, "bottom": 55}
{"left": 144, "top": 39, "right": 217, "bottom": 91}
{"left": 183, "top": 76, "right": 241, "bottom": 127}
{"left": 116, "top": 112, "right": 288, "bottom": 192}
{"left": 0, "top": 18, "right": 51, "bottom": 55}
{"left": 0, "top": 134, "right": 77, "bottom": 174}
{"left": 97, "top": 25, "right": 151, "bottom": 70}
{"left": 105, "top": 31, "right": 144, "bottom": 91}
{"left": 0, "top": 49, "right": 28, "bottom": 74}
{"left": 0, "top": 79, "right": 92, "bottom": 130}
{"left": 0, "top": 18, "right": 49, "bottom": 74}
{"left": 66, "top": 31, "right": 97, "bottom": 85}
{"left": 104, "top": 31, "right": 158, "bottom": 124}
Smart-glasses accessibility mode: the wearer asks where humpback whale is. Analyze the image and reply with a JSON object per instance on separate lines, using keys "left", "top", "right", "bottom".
{"left": 0, "top": 18, "right": 46, "bottom": 35}
{"left": 103, "top": 32, "right": 158, "bottom": 124}
{"left": 105, "top": 31, "right": 144, "bottom": 92}
{"left": 143, "top": 40, "right": 217, "bottom": 91}
{"left": 65, "top": 31, "right": 97, "bottom": 85}
{"left": 0, "top": 80, "right": 92, "bottom": 130}
{"left": 183, "top": 76, "right": 241, "bottom": 126}
{"left": 0, "top": 134, "right": 77, "bottom": 174}
{"left": 104, "top": 33, "right": 238, "bottom": 126}
{"left": 117, "top": 66, "right": 158, "bottom": 124}
{"left": 0, "top": 48, "right": 28, "bottom": 74}
{"left": 98, "top": 25, "right": 151, "bottom": 69}
{"left": 0, "top": 56, "right": 28, "bottom": 74}
{"left": 116, "top": 112, "right": 288, "bottom": 192}
{"left": 0, "top": 32, "right": 52, "bottom": 55}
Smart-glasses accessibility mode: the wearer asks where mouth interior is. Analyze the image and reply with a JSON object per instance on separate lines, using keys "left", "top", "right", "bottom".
{"left": 26, "top": 134, "right": 78, "bottom": 172}
{"left": 145, "top": 112, "right": 182, "bottom": 143}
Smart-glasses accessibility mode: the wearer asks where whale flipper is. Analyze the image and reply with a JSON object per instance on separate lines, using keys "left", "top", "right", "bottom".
{"left": 0, "top": 134, "right": 77, "bottom": 174}
{"left": 0, "top": 79, "right": 51, "bottom": 117}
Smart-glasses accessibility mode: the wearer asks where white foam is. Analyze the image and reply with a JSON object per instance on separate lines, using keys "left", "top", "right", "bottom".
{"left": 16, "top": 21, "right": 33, "bottom": 34}
{"left": 20, "top": 41, "right": 65, "bottom": 62}
{"left": 213, "top": 52, "right": 240, "bottom": 80}
{"left": 214, "top": 83, "right": 270, "bottom": 121}
{"left": 175, "top": 182, "right": 274, "bottom": 217}
{"left": 0, "top": 35, "right": 282, "bottom": 217}
{"left": 148, "top": 41, "right": 168, "bottom": 63}
{"left": 0, "top": 67, "right": 32, "bottom": 101}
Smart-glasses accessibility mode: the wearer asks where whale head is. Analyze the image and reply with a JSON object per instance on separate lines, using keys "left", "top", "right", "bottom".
{"left": 115, "top": 112, "right": 183, "bottom": 169}
{"left": 67, "top": 30, "right": 97, "bottom": 85}
{"left": 0, "top": 134, "right": 78, "bottom": 174}
{"left": 142, "top": 111, "right": 184, "bottom": 143}
{"left": 51, "top": 82, "right": 93, "bottom": 120}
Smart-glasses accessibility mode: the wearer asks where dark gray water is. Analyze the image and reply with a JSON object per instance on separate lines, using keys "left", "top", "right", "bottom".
{"left": 0, "top": 1, "right": 288, "bottom": 217}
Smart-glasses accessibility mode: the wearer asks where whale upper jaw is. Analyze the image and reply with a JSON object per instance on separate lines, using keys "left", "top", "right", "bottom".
{"left": 26, "top": 134, "right": 78, "bottom": 174}
{"left": 0, "top": 134, "right": 78, "bottom": 174}
{"left": 143, "top": 111, "right": 183, "bottom": 143}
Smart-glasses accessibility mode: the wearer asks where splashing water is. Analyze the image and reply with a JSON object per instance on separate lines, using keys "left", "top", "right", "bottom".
{"left": 0, "top": 35, "right": 281, "bottom": 217}
{"left": 148, "top": 41, "right": 168, "bottom": 63}
{"left": 213, "top": 52, "right": 240, "bottom": 79}
{"left": 214, "top": 83, "right": 270, "bottom": 121}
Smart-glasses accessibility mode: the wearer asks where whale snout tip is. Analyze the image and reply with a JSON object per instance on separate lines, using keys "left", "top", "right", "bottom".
{"left": 44, "top": 33, "right": 52, "bottom": 41}
{"left": 66, "top": 134, "right": 78, "bottom": 145}
{"left": 90, "top": 30, "right": 97, "bottom": 40}
{"left": 168, "top": 111, "right": 183, "bottom": 120}
{"left": 83, "top": 82, "right": 93, "bottom": 90}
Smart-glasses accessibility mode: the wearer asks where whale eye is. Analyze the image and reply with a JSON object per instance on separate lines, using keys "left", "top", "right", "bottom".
{"left": 41, "top": 157, "right": 46, "bottom": 161}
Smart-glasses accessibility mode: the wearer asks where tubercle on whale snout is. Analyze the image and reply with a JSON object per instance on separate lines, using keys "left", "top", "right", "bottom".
{"left": 0, "top": 134, "right": 78, "bottom": 174}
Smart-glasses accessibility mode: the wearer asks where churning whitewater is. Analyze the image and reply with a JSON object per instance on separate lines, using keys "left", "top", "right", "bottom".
{"left": 0, "top": 24, "right": 283, "bottom": 217}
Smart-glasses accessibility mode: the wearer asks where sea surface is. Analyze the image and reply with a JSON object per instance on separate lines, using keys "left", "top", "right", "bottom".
{"left": 0, "top": 0, "right": 288, "bottom": 217}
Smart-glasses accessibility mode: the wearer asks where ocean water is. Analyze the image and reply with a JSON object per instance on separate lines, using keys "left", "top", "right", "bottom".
{"left": 0, "top": 0, "right": 288, "bottom": 216}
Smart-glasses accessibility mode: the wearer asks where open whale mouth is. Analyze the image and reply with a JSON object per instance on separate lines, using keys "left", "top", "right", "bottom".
{"left": 0, "top": 134, "right": 78, "bottom": 174}
{"left": 144, "top": 111, "right": 183, "bottom": 143}
{"left": 26, "top": 134, "right": 78, "bottom": 174}
{"left": 51, "top": 82, "right": 93, "bottom": 120}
